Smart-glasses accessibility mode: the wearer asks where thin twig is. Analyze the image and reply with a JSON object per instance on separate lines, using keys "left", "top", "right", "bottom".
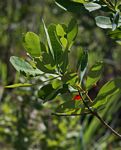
{"left": 51, "top": 112, "right": 89, "bottom": 117}
{"left": 78, "top": 89, "right": 121, "bottom": 138}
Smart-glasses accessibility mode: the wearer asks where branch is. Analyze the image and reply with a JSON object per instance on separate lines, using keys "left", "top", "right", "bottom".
{"left": 78, "top": 89, "right": 121, "bottom": 139}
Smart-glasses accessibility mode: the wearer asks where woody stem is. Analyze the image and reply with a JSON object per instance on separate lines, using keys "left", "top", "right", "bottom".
{"left": 78, "top": 89, "right": 121, "bottom": 138}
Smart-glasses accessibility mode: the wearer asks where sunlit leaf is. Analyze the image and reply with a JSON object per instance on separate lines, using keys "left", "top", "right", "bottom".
{"left": 56, "top": 24, "right": 66, "bottom": 37}
{"left": 5, "top": 83, "right": 33, "bottom": 88}
{"left": 72, "top": 0, "right": 87, "bottom": 4}
{"left": 60, "top": 37, "right": 67, "bottom": 48}
{"left": 23, "top": 32, "right": 41, "bottom": 57}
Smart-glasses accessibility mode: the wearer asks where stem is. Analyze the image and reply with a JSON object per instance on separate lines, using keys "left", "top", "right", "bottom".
{"left": 77, "top": 85, "right": 93, "bottom": 103}
{"left": 78, "top": 89, "right": 121, "bottom": 139}
{"left": 94, "top": 111, "right": 121, "bottom": 138}
{"left": 102, "top": 0, "right": 115, "bottom": 12}
{"left": 51, "top": 112, "right": 89, "bottom": 117}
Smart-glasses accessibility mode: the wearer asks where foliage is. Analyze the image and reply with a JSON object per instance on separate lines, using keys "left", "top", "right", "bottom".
{"left": 1, "top": 0, "right": 121, "bottom": 149}
{"left": 7, "top": 14, "right": 121, "bottom": 140}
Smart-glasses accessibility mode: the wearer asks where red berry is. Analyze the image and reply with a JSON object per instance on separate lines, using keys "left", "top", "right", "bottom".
{"left": 73, "top": 95, "right": 82, "bottom": 100}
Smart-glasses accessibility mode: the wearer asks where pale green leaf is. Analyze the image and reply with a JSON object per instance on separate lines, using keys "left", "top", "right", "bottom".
{"left": 5, "top": 83, "right": 33, "bottom": 88}
{"left": 60, "top": 37, "right": 67, "bottom": 48}
{"left": 84, "top": 2, "right": 101, "bottom": 12}
{"left": 23, "top": 32, "right": 41, "bottom": 57}
{"left": 95, "top": 16, "right": 112, "bottom": 29}
{"left": 10, "top": 56, "right": 42, "bottom": 76}
{"left": 56, "top": 24, "right": 66, "bottom": 37}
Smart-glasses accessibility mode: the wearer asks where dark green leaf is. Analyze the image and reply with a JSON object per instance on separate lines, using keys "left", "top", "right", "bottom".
{"left": 48, "top": 24, "right": 63, "bottom": 64}
{"left": 80, "top": 50, "right": 88, "bottom": 72}
{"left": 60, "top": 49, "right": 68, "bottom": 74}
{"left": 86, "top": 61, "right": 103, "bottom": 90}
{"left": 35, "top": 51, "right": 55, "bottom": 73}
{"left": 42, "top": 20, "right": 54, "bottom": 59}
{"left": 56, "top": 100, "right": 82, "bottom": 112}
{"left": 35, "top": 58, "right": 55, "bottom": 74}
{"left": 38, "top": 84, "right": 60, "bottom": 101}
{"left": 108, "top": 27, "right": 121, "bottom": 39}
{"left": 92, "top": 78, "right": 121, "bottom": 108}
{"left": 55, "top": 100, "right": 90, "bottom": 115}
{"left": 62, "top": 72, "right": 78, "bottom": 86}
{"left": 55, "top": 0, "right": 86, "bottom": 13}
{"left": 77, "top": 49, "right": 88, "bottom": 82}
{"left": 67, "top": 18, "right": 78, "bottom": 45}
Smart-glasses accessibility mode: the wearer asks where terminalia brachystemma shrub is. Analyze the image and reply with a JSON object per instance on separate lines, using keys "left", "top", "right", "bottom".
{"left": 6, "top": 0, "right": 121, "bottom": 138}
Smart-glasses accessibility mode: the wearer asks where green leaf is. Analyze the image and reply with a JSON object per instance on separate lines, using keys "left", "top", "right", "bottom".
{"left": 35, "top": 58, "right": 55, "bottom": 74}
{"left": 77, "top": 49, "right": 88, "bottom": 82}
{"left": 23, "top": 32, "right": 41, "bottom": 57}
{"left": 84, "top": 2, "right": 101, "bottom": 12}
{"left": 72, "top": 0, "right": 87, "bottom": 3}
{"left": 60, "top": 37, "right": 67, "bottom": 48}
{"left": 55, "top": 100, "right": 90, "bottom": 115}
{"left": 38, "top": 84, "right": 60, "bottom": 102}
{"left": 92, "top": 78, "right": 121, "bottom": 108}
{"left": 62, "top": 72, "right": 78, "bottom": 87}
{"left": 56, "top": 24, "right": 66, "bottom": 37}
{"left": 10, "top": 56, "right": 42, "bottom": 76}
{"left": 35, "top": 51, "right": 55, "bottom": 73}
{"left": 48, "top": 24, "right": 63, "bottom": 64}
{"left": 60, "top": 49, "right": 68, "bottom": 73}
{"left": 95, "top": 16, "right": 112, "bottom": 29}
{"left": 55, "top": 0, "right": 86, "bottom": 13}
{"left": 80, "top": 50, "right": 88, "bottom": 72}
{"left": 42, "top": 20, "right": 54, "bottom": 59}
{"left": 86, "top": 61, "right": 104, "bottom": 90}
{"left": 95, "top": 16, "right": 121, "bottom": 29}
{"left": 108, "top": 27, "right": 121, "bottom": 39}
{"left": 56, "top": 100, "right": 82, "bottom": 112}
{"left": 67, "top": 18, "right": 78, "bottom": 45}
{"left": 5, "top": 83, "right": 33, "bottom": 88}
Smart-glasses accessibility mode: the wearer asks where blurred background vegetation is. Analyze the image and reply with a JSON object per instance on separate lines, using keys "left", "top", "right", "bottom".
{"left": 0, "top": 0, "right": 121, "bottom": 149}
